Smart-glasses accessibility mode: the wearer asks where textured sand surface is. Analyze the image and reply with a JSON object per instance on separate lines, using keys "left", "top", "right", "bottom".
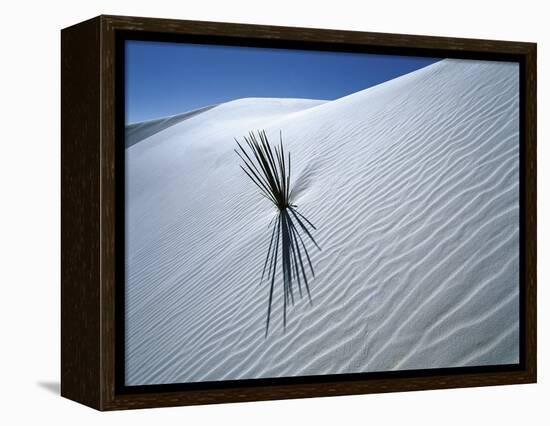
{"left": 125, "top": 59, "right": 520, "bottom": 385}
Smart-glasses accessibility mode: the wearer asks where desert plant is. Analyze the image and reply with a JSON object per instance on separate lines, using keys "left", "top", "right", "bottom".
{"left": 235, "top": 130, "right": 321, "bottom": 336}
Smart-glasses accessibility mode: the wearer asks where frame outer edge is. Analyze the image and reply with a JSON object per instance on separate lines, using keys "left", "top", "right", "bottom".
{"left": 524, "top": 42, "right": 537, "bottom": 382}
{"left": 87, "top": 14, "right": 537, "bottom": 410}
{"left": 60, "top": 16, "right": 103, "bottom": 410}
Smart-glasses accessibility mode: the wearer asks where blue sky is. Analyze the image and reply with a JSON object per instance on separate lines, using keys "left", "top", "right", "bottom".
{"left": 126, "top": 40, "right": 440, "bottom": 124}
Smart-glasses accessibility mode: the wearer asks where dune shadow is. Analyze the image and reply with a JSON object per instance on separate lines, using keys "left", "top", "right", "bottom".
{"left": 235, "top": 130, "right": 321, "bottom": 336}
{"left": 125, "top": 104, "right": 218, "bottom": 148}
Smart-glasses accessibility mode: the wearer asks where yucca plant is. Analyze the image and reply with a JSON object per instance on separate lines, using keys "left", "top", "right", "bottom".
{"left": 235, "top": 130, "right": 321, "bottom": 336}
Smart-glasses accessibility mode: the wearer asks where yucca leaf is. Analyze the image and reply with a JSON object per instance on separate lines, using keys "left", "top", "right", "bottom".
{"left": 236, "top": 130, "right": 321, "bottom": 335}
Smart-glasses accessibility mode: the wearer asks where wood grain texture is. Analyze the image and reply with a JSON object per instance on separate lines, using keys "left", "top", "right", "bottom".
{"left": 101, "top": 14, "right": 534, "bottom": 54}
{"left": 61, "top": 17, "right": 102, "bottom": 410}
{"left": 102, "top": 370, "right": 536, "bottom": 411}
{"left": 61, "top": 14, "right": 537, "bottom": 411}
{"left": 99, "top": 15, "right": 118, "bottom": 409}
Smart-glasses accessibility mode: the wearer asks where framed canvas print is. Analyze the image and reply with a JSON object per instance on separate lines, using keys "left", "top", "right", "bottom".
{"left": 61, "top": 15, "right": 536, "bottom": 410}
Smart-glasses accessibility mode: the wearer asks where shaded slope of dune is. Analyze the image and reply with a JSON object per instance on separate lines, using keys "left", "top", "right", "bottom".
{"left": 124, "top": 59, "right": 520, "bottom": 385}
{"left": 125, "top": 104, "right": 218, "bottom": 148}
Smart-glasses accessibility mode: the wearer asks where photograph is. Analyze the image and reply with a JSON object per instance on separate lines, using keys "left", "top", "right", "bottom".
{"left": 123, "top": 40, "right": 520, "bottom": 387}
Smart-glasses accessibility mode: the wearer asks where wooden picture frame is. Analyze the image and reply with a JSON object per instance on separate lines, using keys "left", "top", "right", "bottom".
{"left": 61, "top": 14, "right": 537, "bottom": 411}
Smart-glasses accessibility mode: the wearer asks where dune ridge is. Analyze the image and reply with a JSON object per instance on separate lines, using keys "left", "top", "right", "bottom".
{"left": 125, "top": 104, "right": 218, "bottom": 148}
{"left": 125, "top": 59, "right": 520, "bottom": 385}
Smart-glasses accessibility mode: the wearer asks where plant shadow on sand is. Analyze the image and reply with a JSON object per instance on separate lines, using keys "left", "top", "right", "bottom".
{"left": 235, "top": 130, "right": 321, "bottom": 336}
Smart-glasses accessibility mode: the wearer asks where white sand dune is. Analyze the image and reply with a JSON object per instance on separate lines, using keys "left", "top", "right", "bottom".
{"left": 125, "top": 59, "right": 520, "bottom": 386}
{"left": 125, "top": 104, "right": 218, "bottom": 148}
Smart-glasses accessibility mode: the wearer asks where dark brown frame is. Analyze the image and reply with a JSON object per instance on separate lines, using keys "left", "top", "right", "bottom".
{"left": 61, "top": 14, "right": 537, "bottom": 411}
